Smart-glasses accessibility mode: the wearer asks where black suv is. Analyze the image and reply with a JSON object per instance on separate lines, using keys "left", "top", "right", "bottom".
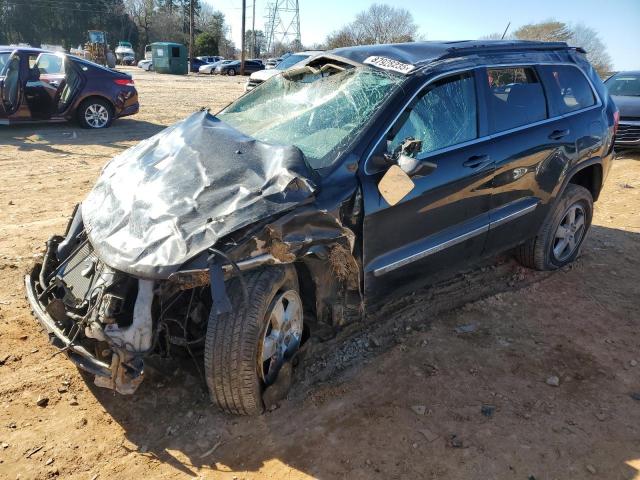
{"left": 26, "top": 41, "right": 616, "bottom": 415}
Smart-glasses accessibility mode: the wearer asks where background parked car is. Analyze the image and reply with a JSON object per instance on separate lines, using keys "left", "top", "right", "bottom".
{"left": 605, "top": 71, "right": 640, "bottom": 149}
{"left": 197, "top": 55, "right": 224, "bottom": 64}
{"left": 0, "top": 47, "right": 138, "bottom": 128}
{"left": 189, "top": 57, "right": 209, "bottom": 73}
{"left": 137, "top": 59, "right": 153, "bottom": 71}
{"left": 215, "top": 59, "right": 264, "bottom": 76}
{"left": 265, "top": 57, "right": 282, "bottom": 69}
{"left": 245, "top": 50, "right": 323, "bottom": 91}
{"left": 198, "top": 59, "right": 233, "bottom": 74}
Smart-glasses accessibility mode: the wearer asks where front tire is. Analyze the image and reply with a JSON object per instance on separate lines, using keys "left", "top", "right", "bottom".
{"left": 516, "top": 184, "right": 593, "bottom": 270}
{"left": 77, "top": 98, "right": 113, "bottom": 129}
{"left": 204, "top": 266, "right": 302, "bottom": 415}
{"left": 227, "top": 68, "right": 236, "bottom": 76}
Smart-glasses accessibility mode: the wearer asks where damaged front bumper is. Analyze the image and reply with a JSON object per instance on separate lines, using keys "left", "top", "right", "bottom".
{"left": 24, "top": 240, "right": 151, "bottom": 395}
{"left": 25, "top": 265, "right": 113, "bottom": 379}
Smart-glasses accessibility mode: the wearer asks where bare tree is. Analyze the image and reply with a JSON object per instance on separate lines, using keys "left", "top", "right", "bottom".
{"left": 511, "top": 20, "right": 613, "bottom": 78}
{"left": 569, "top": 23, "right": 613, "bottom": 77}
{"left": 125, "top": 0, "right": 155, "bottom": 54}
{"left": 325, "top": 3, "right": 418, "bottom": 49}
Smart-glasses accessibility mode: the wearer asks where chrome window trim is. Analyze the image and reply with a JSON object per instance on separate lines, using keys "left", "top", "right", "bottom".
{"left": 365, "top": 62, "right": 602, "bottom": 173}
{"left": 372, "top": 201, "right": 538, "bottom": 276}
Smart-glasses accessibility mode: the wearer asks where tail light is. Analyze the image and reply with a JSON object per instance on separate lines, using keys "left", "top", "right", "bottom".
{"left": 114, "top": 78, "right": 135, "bottom": 87}
{"left": 613, "top": 110, "right": 619, "bottom": 136}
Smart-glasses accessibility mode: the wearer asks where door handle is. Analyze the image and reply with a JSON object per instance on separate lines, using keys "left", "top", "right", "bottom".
{"left": 463, "top": 154, "right": 491, "bottom": 169}
{"left": 549, "top": 129, "right": 570, "bottom": 140}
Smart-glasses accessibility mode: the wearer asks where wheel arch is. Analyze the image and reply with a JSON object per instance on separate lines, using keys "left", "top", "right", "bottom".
{"left": 558, "top": 157, "right": 604, "bottom": 203}
{"left": 74, "top": 94, "right": 115, "bottom": 116}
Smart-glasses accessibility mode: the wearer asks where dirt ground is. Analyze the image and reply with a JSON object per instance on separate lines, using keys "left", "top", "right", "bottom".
{"left": 0, "top": 67, "right": 639, "bottom": 480}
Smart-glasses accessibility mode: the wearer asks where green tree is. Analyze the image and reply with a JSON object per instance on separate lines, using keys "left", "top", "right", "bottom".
{"left": 194, "top": 31, "right": 219, "bottom": 56}
{"left": 513, "top": 20, "right": 572, "bottom": 42}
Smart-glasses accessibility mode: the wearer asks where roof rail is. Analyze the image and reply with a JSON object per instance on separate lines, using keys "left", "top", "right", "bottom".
{"left": 439, "top": 41, "right": 585, "bottom": 60}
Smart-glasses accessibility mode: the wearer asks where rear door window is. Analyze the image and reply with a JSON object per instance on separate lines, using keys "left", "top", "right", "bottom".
{"left": 538, "top": 65, "right": 596, "bottom": 116}
{"left": 35, "top": 53, "right": 64, "bottom": 75}
{"left": 387, "top": 72, "right": 478, "bottom": 156}
{"left": 486, "top": 67, "right": 547, "bottom": 133}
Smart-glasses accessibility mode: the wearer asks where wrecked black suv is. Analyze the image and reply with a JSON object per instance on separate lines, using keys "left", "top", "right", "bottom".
{"left": 26, "top": 40, "right": 616, "bottom": 415}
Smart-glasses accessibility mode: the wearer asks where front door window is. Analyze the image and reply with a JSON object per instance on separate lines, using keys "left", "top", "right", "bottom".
{"left": 387, "top": 72, "right": 478, "bottom": 157}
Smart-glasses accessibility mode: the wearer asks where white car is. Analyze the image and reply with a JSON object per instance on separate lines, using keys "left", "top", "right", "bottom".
{"left": 198, "top": 60, "right": 233, "bottom": 74}
{"left": 245, "top": 51, "right": 323, "bottom": 91}
{"left": 137, "top": 59, "right": 153, "bottom": 71}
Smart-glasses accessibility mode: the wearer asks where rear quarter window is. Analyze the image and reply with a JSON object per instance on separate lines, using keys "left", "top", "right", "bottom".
{"left": 538, "top": 64, "right": 596, "bottom": 116}
{"left": 486, "top": 67, "right": 547, "bottom": 133}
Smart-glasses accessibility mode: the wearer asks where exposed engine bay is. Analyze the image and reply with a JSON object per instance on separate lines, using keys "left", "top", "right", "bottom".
{"left": 27, "top": 219, "right": 215, "bottom": 394}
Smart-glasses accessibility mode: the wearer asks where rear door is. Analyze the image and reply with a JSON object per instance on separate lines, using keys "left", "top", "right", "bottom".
{"left": 480, "top": 65, "right": 576, "bottom": 256}
{"left": 537, "top": 64, "right": 603, "bottom": 167}
{"left": 25, "top": 52, "right": 66, "bottom": 119}
{"left": 361, "top": 70, "right": 495, "bottom": 299}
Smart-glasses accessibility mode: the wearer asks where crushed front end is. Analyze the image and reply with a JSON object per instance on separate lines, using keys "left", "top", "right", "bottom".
{"left": 24, "top": 205, "right": 217, "bottom": 395}
{"left": 26, "top": 213, "right": 152, "bottom": 393}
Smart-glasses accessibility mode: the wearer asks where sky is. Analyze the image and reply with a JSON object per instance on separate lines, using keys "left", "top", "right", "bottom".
{"left": 206, "top": 0, "right": 640, "bottom": 70}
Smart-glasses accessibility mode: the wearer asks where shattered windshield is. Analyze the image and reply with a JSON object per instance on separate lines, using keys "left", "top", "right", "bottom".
{"left": 218, "top": 65, "right": 404, "bottom": 169}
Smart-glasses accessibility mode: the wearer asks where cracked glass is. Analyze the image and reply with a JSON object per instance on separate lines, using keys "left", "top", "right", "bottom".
{"left": 219, "top": 65, "right": 404, "bottom": 169}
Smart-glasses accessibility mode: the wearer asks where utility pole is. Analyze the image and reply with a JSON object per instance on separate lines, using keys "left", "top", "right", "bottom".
{"left": 252, "top": 0, "right": 256, "bottom": 58}
{"left": 240, "top": 0, "right": 246, "bottom": 75}
{"left": 189, "top": 0, "right": 194, "bottom": 63}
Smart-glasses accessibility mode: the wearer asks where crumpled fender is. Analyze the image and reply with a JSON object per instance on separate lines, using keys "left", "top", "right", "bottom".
{"left": 82, "top": 110, "right": 318, "bottom": 279}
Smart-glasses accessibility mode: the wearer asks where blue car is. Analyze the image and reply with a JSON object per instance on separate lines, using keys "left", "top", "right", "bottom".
{"left": 0, "top": 47, "right": 138, "bottom": 128}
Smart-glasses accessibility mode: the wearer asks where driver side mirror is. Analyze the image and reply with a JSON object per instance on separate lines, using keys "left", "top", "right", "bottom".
{"left": 371, "top": 137, "right": 437, "bottom": 178}
{"left": 397, "top": 153, "right": 437, "bottom": 178}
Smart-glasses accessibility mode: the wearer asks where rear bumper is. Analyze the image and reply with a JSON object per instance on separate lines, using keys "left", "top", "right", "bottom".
{"left": 117, "top": 102, "right": 139, "bottom": 118}
{"left": 24, "top": 265, "right": 112, "bottom": 378}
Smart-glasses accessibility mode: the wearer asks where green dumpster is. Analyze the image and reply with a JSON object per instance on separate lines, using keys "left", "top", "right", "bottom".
{"left": 151, "top": 42, "right": 188, "bottom": 75}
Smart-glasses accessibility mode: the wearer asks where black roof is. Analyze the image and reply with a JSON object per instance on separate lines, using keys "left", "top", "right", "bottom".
{"left": 330, "top": 40, "right": 580, "bottom": 69}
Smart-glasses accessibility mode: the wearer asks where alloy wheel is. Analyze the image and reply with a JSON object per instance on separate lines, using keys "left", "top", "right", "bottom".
{"left": 552, "top": 203, "right": 586, "bottom": 262}
{"left": 84, "top": 104, "right": 109, "bottom": 128}
{"left": 258, "top": 289, "right": 303, "bottom": 385}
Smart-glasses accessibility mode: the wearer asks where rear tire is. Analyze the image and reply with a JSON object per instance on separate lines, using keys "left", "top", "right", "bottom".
{"left": 77, "top": 98, "right": 113, "bottom": 129}
{"left": 515, "top": 184, "right": 593, "bottom": 270}
{"left": 204, "top": 266, "right": 301, "bottom": 415}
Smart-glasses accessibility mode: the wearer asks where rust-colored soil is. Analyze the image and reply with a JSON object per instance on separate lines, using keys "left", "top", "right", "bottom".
{"left": 0, "top": 67, "right": 639, "bottom": 479}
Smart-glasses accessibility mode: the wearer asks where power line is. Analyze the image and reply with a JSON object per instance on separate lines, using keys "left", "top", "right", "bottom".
{"left": 264, "top": 0, "right": 300, "bottom": 55}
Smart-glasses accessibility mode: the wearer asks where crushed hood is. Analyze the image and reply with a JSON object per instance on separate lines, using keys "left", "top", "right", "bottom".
{"left": 82, "top": 110, "right": 317, "bottom": 279}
